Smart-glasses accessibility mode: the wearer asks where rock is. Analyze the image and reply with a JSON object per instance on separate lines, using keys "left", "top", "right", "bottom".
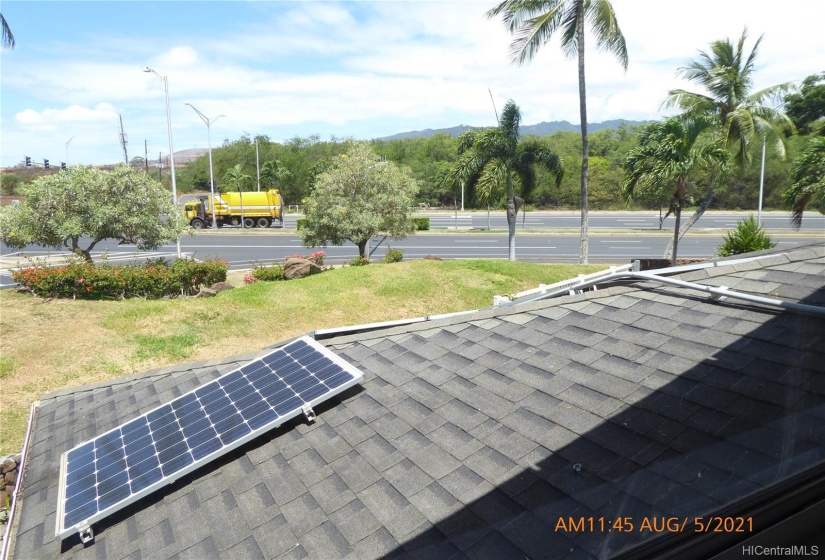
{"left": 195, "top": 287, "right": 217, "bottom": 298}
{"left": 0, "top": 459, "right": 15, "bottom": 475}
{"left": 4, "top": 470, "right": 15, "bottom": 486}
{"left": 4, "top": 484, "right": 13, "bottom": 495}
{"left": 284, "top": 258, "right": 323, "bottom": 280}
{"left": 209, "top": 281, "right": 234, "bottom": 293}
{"left": 0, "top": 490, "right": 7, "bottom": 508}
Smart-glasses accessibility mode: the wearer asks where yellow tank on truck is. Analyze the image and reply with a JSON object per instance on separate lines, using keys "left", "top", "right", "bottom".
{"left": 188, "top": 189, "right": 284, "bottom": 229}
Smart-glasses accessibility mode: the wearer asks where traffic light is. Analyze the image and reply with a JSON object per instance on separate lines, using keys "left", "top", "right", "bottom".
{"left": 44, "top": 159, "right": 50, "bottom": 169}
{"left": 25, "top": 156, "right": 31, "bottom": 167}
{"left": 61, "top": 162, "right": 67, "bottom": 170}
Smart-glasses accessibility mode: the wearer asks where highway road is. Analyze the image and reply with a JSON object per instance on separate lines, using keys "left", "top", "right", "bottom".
{"left": 173, "top": 196, "right": 822, "bottom": 232}
{"left": 3, "top": 231, "right": 822, "bottom": 289}
{"left": 275, "top": 210, "right": 825, "bottom": 232}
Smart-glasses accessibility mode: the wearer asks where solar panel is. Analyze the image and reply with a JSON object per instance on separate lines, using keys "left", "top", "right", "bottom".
{"left": 55, "top": 336, "right": 364, "bottom": 542}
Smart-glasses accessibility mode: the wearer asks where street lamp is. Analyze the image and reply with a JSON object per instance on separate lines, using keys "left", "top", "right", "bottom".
{"left": 144, "top": 66, "right": 182, "bottom": 258}
{"left": 65, "top": 136, "right": 75, "bottom": 166}
{"left": 185, "top": 103, "right": 224, "bottom": 230}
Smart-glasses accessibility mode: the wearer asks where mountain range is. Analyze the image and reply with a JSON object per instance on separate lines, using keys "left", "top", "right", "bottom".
{"left": 378, "top": 119, "right": 645, "bottom": 141}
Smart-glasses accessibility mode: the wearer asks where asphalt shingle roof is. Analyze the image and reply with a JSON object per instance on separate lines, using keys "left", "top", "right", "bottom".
{"left": 9, "top": 245, "right": 825, "bottom": 559}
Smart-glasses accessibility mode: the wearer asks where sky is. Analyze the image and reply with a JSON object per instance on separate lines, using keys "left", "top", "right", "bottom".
{"left": 1, "top": 0, "right": 824, "bottom": 168}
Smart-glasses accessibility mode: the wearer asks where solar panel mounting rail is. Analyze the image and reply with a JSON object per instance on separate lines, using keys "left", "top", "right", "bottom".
{"left": 55, "top": 336, "right": 365, "bottom": 543}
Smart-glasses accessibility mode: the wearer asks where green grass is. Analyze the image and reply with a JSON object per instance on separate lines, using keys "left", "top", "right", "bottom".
{"left": 0, "top": 259, "right": 609, "bottom": 454}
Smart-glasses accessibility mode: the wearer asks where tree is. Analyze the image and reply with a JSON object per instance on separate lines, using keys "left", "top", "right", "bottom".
{"left": 784, "top": 135, "right": 825, "bottom": 228}
{"left": 488, "top": 0, "right": 627, "bottom": 264}
{"left": 299, "top": 142, "right": 419, "bottom": 258}
{"left": 260, "top": 160, "right": 292, "bottom": 192}
{"left": 223, "top": 164, "right": 251, "bottom": 192}
{"left": 1, "top": 13, "right": 14, "bottom": 49}
{"left": 784, "top": 72, "right": 825, "bottom": 135}
{"left": 0, "top": 165, "right": 188, "bottom": 262}
{"left": 451, "top": 100, "right": 564, "bottom": 260}
{"left": 622, "top": 116, "right": 728, "bottom": 264}
{"left": 663, "top": 29, "right": 793, "bottom": 167}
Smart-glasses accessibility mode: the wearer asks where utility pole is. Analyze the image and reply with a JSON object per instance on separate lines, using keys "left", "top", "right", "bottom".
{"left": 255, "top": 138, "right": 261, "bottom": 192}
{"left": 144, "top": 141, "right": 149, "bottom": 173}
{"left": 119, "top": 115, "right": 129, "bottom": 164}
{"left": 158, "top": 151, "right": 162, "bottom": 181}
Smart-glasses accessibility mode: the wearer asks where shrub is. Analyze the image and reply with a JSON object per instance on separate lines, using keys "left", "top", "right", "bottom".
{"left": 412, "top": 217, "right": 430, "bottom": 231}
{"left": 349, "top": 256, "right": 370, "bottom": 267}
{"left": 250, "top": 263, "right": 285, "bottom": 282}
{"left": 11, "top": 257, "right": 228, "bottom": 299}
{"left": 0, "top": 173, "right": 22, "bottom": 196}
{"left": 296, "top": 218, "right": 307, "bottom": 231}
{"left": 383, "top": 248, "right": 404, "bottom": 263}
{"left": 423, "top": 254, "right": 442, "bottom": 261}
{"left": 717, "top": 215, "right": 776, "bottom": 257}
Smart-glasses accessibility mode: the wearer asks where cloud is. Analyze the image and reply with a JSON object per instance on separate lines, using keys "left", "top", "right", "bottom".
{"left": 14, "top": 103, "right": 119, "bottom": 130}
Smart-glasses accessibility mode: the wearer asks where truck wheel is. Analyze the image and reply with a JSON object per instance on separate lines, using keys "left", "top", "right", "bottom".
{"left": 257, "top": 218, "right": 271, "bottom": 228}
{"left": 190, "top": 218, "right": 205, "bottom": 230}
{"left": 244, "top": 217, "right": 256, "bottom": 228}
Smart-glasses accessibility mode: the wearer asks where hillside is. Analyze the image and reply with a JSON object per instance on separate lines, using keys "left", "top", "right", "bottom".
{"left": 379, "top": 119, "right": 645, "bottom": 140}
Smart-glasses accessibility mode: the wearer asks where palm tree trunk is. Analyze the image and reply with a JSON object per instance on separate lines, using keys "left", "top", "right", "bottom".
{"left": 506, "top": 173, "right": 516, "bottom": 261}
{"left": 576, "top": 0, "right": 589, "bottom": 265}
{"left": 671, "top": 205, "right": 681, "bottom": 267}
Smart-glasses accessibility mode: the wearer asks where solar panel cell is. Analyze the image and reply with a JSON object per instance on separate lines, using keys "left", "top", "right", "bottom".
{"left": 57, "top": 336, "right": 364, "bottom": 541}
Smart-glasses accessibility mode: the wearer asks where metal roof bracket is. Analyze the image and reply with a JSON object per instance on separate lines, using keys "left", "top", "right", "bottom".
{"left": 710, "top": 286, "right": 729, "bottom": 301}
{"left": 78, "top": 526, "right": 94, "bottom": 544}
{"left": 302, "top": 405, "right": 316, "bottom": 423}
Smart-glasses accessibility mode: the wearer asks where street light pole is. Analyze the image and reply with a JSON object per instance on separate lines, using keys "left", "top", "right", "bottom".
{"left": 144, "top": 67, "right": 182, "bottom": 258}
{"left": 757, "top": 138, "right": 766, "bottom": 225}
{"left": 185, "top": 103, "right": 224, "bottom": 230}
{"left": 65, "top": 136, "right": 75, "bottom": 166}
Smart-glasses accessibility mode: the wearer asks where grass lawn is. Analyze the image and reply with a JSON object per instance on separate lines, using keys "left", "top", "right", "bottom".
{"left": 0, "top": 259, "right": 607, "bottom": 454}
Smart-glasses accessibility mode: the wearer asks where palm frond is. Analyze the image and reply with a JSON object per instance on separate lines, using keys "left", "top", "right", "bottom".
{"left": 587, "top": 0, "right": 628, "bottom": 70}
{"left": 1, "top": 13, "right": 14, "bottom": 50}
{"left": 509, "top": 5, "right": 566, "bottom": 65}
{"left": 476, "top": 159, "right": 508, "bottom": 202}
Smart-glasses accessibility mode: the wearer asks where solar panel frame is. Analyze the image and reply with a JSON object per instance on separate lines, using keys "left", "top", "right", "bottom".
{"left": 55, "top": 336, "right": 364, "bottom": 541}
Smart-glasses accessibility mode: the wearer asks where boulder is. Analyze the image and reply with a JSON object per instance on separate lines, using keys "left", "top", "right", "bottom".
{"left": 195, "top": 287, "right": 217, "bottom": 298}
{"left": 284, "top": 258, "right": 323, "bottom": 280}
{"left": 0, "top": 458, "right": 15, "bottom": 474}
{"left": 209, "top": 281, "right": 234, "bottom": 293}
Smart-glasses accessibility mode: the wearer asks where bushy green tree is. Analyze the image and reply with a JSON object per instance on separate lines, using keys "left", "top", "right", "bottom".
{"left": 299, "top": 142, "right": 419, "bottom": 258}
{"left": 784, "top": 72, "right": 825, "bottom": 135}
{"left": 0, "top": 173, "right": 22, "bottom": 195}
{"left": 0, "top": 165, "right": 188, "bottom": 262}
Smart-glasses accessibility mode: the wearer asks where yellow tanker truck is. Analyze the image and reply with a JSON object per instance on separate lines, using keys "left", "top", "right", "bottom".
{"left": 183, "top": 189, "right": 284, "bottom": 229}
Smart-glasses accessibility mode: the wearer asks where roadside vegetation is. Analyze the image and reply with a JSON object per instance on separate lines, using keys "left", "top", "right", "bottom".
{"left": 0, "top": 259, "right": 606, "bottom": 453}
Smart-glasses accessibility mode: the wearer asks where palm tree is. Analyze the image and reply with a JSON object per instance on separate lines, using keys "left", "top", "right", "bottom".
{"left": 487, "top": 0, "right": 627, "bottom": 265}
{"left": 784, "top": 135, "right": 825, "bottom": 229}
{"left": 622, "top": 116, "right": 728, "bottom": 265}
{"left": 663, "top": 29, "right": 793, "bottom": 167}
{"left": 260, "top": 160, "right": 291, "bottom": 191}
{"left": 452, "top": 100, "right": 563, "bottom": 260}
{"left": 1, "top": 13, "right": 14, "bottom": 49}
{"left": 224, "top": 164, "right": 251, "bottom": 228}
